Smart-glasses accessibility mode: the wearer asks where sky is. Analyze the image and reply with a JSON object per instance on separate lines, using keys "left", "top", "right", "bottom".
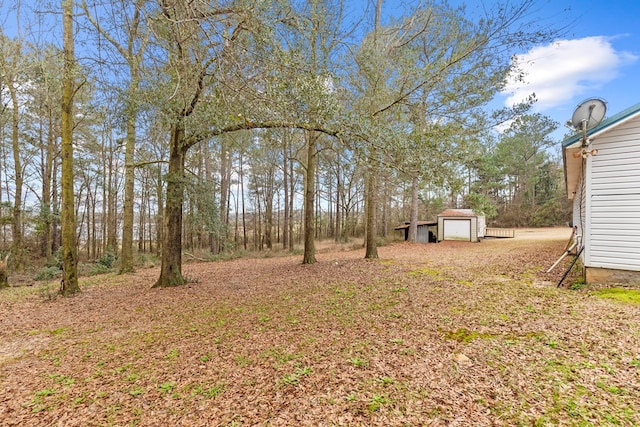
{"left": 493, "top": 0, "right": 640, "bottom": 141}
{"left": 2, "top": 0, "right": 639, "bottom": 144}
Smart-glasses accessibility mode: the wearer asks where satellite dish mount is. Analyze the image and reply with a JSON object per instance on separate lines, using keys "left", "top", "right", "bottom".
{"left": 570, "top": 98, "right": 607, "bottom": 147}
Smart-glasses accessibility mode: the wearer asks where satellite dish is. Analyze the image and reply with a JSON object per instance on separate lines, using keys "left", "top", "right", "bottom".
{"left": 570, "top": 98, "right": 607, "bottom": 130}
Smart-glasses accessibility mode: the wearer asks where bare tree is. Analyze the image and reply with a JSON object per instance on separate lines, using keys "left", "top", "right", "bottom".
{"left": 81, "top": 0, "right": 151, "bottom": 273}
{"left": 0, "top": 33, "right": 26, "bottom": 270}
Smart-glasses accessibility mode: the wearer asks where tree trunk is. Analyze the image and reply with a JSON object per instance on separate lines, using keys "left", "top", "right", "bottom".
{"left": 138, "top": 177, "right": 147, "bottom": 253}
{"left": 365, "top": 168, "right": 378, "bottom": 259}
{"left": 106, "top": 135, "right": 118, "bottom": 254}
{"left": 9, "top": 77, "right": 23, "bottom": 272}
{"left": 153, "top": 124, "right": 186, "bottom": 288}
{"left": 52, "top": 155, "right": 60, "bottom": 255}
{"left": 282, "top": 133, "right": 289, "bottom": 250}
{"left": 219, "top": 136, "right": 232, "bottom": 252}
{"left": 409, "top": 174, "right": 419, "bottom": 242}
{"left": 40, "top": 109, "right": 55, "bottom": 261}
{"left": 60, "top": 0, "right": 80, "bottom": 296}
{"left": 335, "top": 158, "right": 341, "bottom": 243}
{"left": 92, "top": 185, "right": 99, "bottom": 258}
{"left": 303, "top": 131, "right": 317, "bottom": 264}
{"left": 0, "top": 255, "right": 9, "bottom": 288}
{"left": 288, "top": 136, "right": 295, "bottom": 251}
{"left": 155, "top": 163, "right": 164, "bottom": 256}
{"left": 364, "top": 0, "right": 383, "bottom": 260}
{"left": 240, "top": 153, "right": 247, "bottom": 251}
{"left": 119, "top": 75, "right": 139, "bottom": 273}
{"left": 265, "top": 189, "right": 273, "bottom": 250}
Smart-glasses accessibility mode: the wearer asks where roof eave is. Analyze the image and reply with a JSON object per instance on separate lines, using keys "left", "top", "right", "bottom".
{"left": 561, "top": 102, "right": 640, "bottom": 148}
{"left": 561, "top": 102, "right": 640, "bottom": 199}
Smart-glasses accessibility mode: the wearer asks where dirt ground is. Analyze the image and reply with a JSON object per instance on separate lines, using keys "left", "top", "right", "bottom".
{"left": 1, "top": 227, "right": 638, "bottom": 426}
{"left": 511, "top": 227, "right": 573, "bottom": 240}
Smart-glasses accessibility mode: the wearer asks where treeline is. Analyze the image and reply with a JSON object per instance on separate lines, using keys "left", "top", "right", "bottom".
{"left": 0, "top": 0, "right": 568, "bottom": 289}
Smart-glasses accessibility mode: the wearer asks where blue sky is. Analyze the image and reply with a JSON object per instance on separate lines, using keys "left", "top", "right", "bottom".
{"left": 2, "top": 0, "right": 638, "bottom": 143}
{"left": 358, "top": 0, "right": 640, "bottom": 141}
{"left": 494, "top": 0, "right": 640, "bottom": 140}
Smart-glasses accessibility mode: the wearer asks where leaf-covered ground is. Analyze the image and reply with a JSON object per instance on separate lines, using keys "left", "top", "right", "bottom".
{"left": 1, "top": 228, "right": 639, "bottom": 426}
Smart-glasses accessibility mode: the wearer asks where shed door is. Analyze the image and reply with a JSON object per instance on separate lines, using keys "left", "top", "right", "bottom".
{"left": 443, "top": 219, "right": 471, "bottom": 241}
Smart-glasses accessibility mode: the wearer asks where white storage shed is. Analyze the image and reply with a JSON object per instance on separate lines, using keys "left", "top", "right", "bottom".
{"left": 437, "top": 209, "right": 485, "bottom": 242}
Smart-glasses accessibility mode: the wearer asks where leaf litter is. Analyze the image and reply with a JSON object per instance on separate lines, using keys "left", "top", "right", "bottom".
{"left": 0, "top": 228, "right": 639, "bottom": 426}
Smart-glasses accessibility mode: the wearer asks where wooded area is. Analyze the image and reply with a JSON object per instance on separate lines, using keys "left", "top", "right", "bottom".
{"left": 0, "top": 0, "right": 570, "bottom": 289}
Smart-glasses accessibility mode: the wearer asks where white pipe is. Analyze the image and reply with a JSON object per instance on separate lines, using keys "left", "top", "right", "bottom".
{"left": 547, "top": 241, "right": 577, "bottom": 273}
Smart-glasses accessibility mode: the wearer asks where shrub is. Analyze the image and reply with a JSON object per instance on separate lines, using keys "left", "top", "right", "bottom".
{"left": 97, "top": 251, "right": 116, "bottom": 269}
{"left": 34, "top": 266, "right": 62, "bottom": 281}
{"left": 88, "top": 263, "right": 111, "bottom": 276}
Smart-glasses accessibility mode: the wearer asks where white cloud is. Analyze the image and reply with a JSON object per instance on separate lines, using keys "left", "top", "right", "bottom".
{"left": 502, "top": 36, "right": 638, "bottom": 110}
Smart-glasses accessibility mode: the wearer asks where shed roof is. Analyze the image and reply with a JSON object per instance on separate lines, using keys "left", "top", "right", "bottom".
{"left": 437, "top": 209, "right": 478, "bottom": 217}
{"left": 394, "top": 220, "right": 437, "bottom": 230}
{"left": 562, "top": 102, "right": 640, "bottom": 198}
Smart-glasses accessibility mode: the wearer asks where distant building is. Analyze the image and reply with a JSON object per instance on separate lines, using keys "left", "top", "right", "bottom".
{"left": 394, "top": 221, "right": 437, "bottom": 243}
{"left": 437, "top": 209, "right": 485, "bottom": 243}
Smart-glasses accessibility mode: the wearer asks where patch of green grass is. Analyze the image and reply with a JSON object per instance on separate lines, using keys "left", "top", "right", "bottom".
{"left": 200, "top": 385, "right": 224, "bottom": 398}
{"left": 234, "top": 354, "right": 252, "bottom": 367}
{"left": 592, "top": 287, "right": 640, "bottom": 304}
{"left": 407, "top": 267, "right": 440, "bottom": 277}
{"left": 49, "top": 373, "right": 75, "bottom": 386}
{"left": 262, "top": 347, "right": 298, "bottom": 365}
{"left": 158, "top": 381, "right": 176, "bottom": 396}
{"left": 48, "top": 327, "right": 67, "bottom": 336}
{"left": 126, "top": 373, "right": 140, "bottom": 383}
{"left": 129, "top": 387, "right": 145, "bottom": 396}
{"left": 188, "top": 383, "right": 224, "bottom": 398}
{"left": 385, "top": 312, "right": 403, "bottom": 319}
{"left": 165, "top": 348, "right": 180, "bottom": 360}
{"left": 569, "top": 276, "right": 587, "bottom": 290}
{"left": 442, "top": 327, "right": 496, "bottom": 343}
{"left": 596, "top": 381, "right": 624, "bottom": 395}
{"left": 278, "top": 366, "right": 313, "bottom": 386}
{"left": 28, "top": 388, "right": 57, "bottom": 413}
{"left": 545, "top": 360, "right": 579, "bottom": 381}
{"left": 35, "top": 388, "right": 56, "bottom": 397}
{"left": 545, "top": 340, "right": 559, "bottom": 349}
{"left": 331, "top": 285, "right": 358, "bottom": 298}
{"left": 72, "top": 395, "right": 87, "bottom": 405}
{"left": 348, "top": 357, "right": 368, "bottom": 368}
{"left": 376, "top": 376, "right": 394, "bottom": 385}
{"left": 367, "top": 394, "right": 389, "bottom": 412}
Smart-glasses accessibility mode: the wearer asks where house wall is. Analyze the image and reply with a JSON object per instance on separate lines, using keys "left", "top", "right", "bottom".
{"left": 572, "top": 170, "right": 586, "bottom": 249}
{"left": 585, "top": 115, "right": 640, "bottom": 274}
